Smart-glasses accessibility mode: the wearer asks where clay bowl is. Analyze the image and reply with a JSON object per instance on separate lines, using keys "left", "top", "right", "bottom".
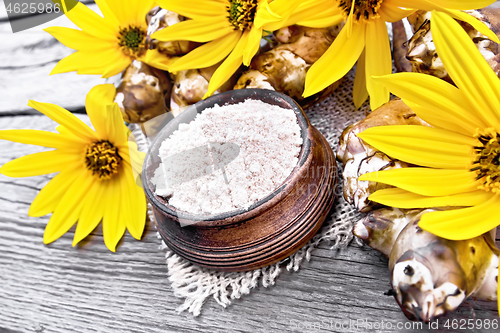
{"left": 142, "top": 89, "right": 337, "bottom": 272}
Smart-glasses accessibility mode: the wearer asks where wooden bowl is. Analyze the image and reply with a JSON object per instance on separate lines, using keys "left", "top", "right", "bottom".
{"left": 142, "top": 89, "right": 337, "bottom": 271}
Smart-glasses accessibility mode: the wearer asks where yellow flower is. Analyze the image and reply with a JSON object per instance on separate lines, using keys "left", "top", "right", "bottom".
{"left": 357, "top": 11, "right": 500, "bottom": 241}
{"left": 291, "top": 0, "right": 498, "bottom": 110}
{"left": 0, "top": 84, "right": 147, "bottom": 252}
{"left": 46, "top": 0, "right": 168, "bottom": 78}
{"left": 151, "top": 0, "right": 300, "bottom": 98}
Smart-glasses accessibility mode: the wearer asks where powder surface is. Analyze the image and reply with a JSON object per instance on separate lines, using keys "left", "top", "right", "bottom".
{"left": 152, "top": 99, "right": 302, "bottom": 215}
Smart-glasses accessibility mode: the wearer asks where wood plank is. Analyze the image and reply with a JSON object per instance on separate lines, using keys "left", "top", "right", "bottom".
{"left": 0, "top": 2, "right": 105, "bottom": 114}
{"left": 2, "top": 2, "right": 500, "bottom": 331}
{"left": 0, "top": 63, "right": 105, "bottom": 114}
{"left": 0, "top": 115, "right": 498, "bottom": 332}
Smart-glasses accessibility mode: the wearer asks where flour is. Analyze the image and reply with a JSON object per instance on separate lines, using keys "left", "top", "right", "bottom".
{"left": 152, "top": 99, "right": 302, "bottom": 215}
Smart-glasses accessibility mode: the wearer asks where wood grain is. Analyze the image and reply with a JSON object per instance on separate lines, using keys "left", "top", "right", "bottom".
{"left": 0, "top": 1, "right": 104, "bottom": 114}
{"left": 1, "top": 2, "right": 500, "bottom": 332}
{"left": 0, "top": 117, "right": 498, "bottom": 333}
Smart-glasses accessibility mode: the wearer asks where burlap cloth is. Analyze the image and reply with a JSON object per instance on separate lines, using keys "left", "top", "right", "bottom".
{"left": 130, "top": 70, "right": 368, "bottom": 316}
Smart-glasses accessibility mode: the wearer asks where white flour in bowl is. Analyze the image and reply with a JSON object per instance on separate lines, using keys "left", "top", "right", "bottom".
{"left": 152, "top": 99, "right": 302, "bottom": 215}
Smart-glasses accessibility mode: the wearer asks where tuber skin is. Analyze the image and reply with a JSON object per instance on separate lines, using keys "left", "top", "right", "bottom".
{"left": 406, "top": 9, "right": 500, "bottom": 81}
{"left": 169, "top": 63, "right": 239, "bottom": 116}
{"left": 392, "top": 20, "right": 413, "bottom": 73}
{"left": 336, "top": 99, "right": 428, "bottom": 212}
{"left": 344, "top": 98, "right": 499, "bottom": 321}
{"left": 236, "top": 48, "right": 309, "bottom": 101}
{"left": 354, "top": 207, "right": 499, "bottom": 322}
{"left": 353, "top": 207, "right": 421, "bottom": 257}
{"left": 146, "top": 7, "right": 199, "bottom": 56}
{"left": 114, "top": 60, "right": 171, "bottom": 123}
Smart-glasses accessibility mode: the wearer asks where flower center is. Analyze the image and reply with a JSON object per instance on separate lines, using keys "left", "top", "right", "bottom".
{"left": 339, "top": 0, "right": 383, "bottom": 21}
{"left": 118, "top": 26, "right": 147, "bottom": 57}
{"left": 227, "top": 0, "right": 257, "bottom": 31}
{"left": 471, "top": 128, "right": 500, "bottom": 193}
{"left": 85, "top": 140, "right": 122, "bottom": 180}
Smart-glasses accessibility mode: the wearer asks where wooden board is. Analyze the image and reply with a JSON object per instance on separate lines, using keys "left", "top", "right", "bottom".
{"left": 0, "top": 0, "right": 104, "bottom": 114}
{"left": 1, "top": 115, "right": 499, "bottom": 333}
{"left": 1, "top": 1, "right": 500, "bottom": 332}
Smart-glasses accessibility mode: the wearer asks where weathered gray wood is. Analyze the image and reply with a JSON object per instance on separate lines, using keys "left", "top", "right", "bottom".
{"left": 2, "top": 1, "right": 500, "bottom": 331}
{"left": 0, "top": 116, "right": 498, "bottom": 333}
{"left": 0, "top": 1, "right": 105, "bottom": 114}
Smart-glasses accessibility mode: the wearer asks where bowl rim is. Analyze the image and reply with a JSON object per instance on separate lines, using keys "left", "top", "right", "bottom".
{"left": 142, "top": 88, "right": 312, "bottom": 227}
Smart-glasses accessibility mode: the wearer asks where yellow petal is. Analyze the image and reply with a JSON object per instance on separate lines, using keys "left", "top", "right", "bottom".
{"left": 100, "top": 0, "right": 154, "bottom": 27}
{"left": 440, "top": 8, "right": 499, "bottom": 43}
{"left": 132, "top": 0, "right": 155, "bottom": 26}
{"left": 64, "top": 2, "right": 116, "bottom": 38}
{"left": 27, "top": 100, "right": 98, "bottom": 141}
{"left": 344, "top": 2, "right": 358, "bottom": 38}
{"left": 43, "top": 174, "right": 94, "bottom": 244}
{"left": 254, "top": 0, "right": 282, "bottom": 29}
{"left": 121, "top": 138, "right": 146, "bottom": 182}
{"left": 0, "top": 150, "right": 79, "bottom": 178}
{"left": 55, "top": 125, "right": 89, "bottom": 145}
{"left": 368, "top": 187, "right": 495, "bottom": 208}
{"left": 93, "top": 0, "right": 120, "bottom": 26}
{"left": 85, "top": 84, "right": 116, "bottom": 140}
{"left": 203, "top": 32, "right": 248, "bottom": 98}
{"left": 121, "top": 164, "right": 146, "bottom": 240}
{"left": 353, "top": 50, "right": 368, "bottom": 109}
{"left": 360, "top": 168, "right": 480, "bottom": 196}
{"left": 372, "top": 73, "right": 486, "bottom": 135}
{"left": 49, "top": 51, "right": 86, "bottom": 75}
{"left": 50, "top": 47, "right": 131, "bottom": 78}
{"left": 168, "top": 32, "right": 241, "bottom": 72}
{"left": 379, "top": 2, "right": 415, "bottom": 22}
{"left": 101, "top": 54, "right": 134, "bottom": 78}
{"left": 154, "top": 0, "right": 227, "bottom": 19}
{"left": 0, "top": 129, "right": 80, "bottom": 150}
{"left": 295, "top": 9, "right": 344, "bottom": 28}
{"left": 28, "top": 166, "right": 81, "bottom": 217}
{"left": 102, "top": 177, "right": 125, "bottom": 252}
{"left": 44, "top": 27, "right": 116, "bottom": 51}
{"left": 282, "top": 0, "right": 343, "bottom": 28}
{"left": 96, "top": 0, "right": 127, "bottom": 25}
{"left": 404, "top": 101, "right": 476, "bottom": 137}
{"left": 141, "top": 48, "right": 172, "bottom": 71}
{"left": 389, "top": 0, "right": 495, "bottom": 11}
{"left": 266, "top": 0, "right": 298, "bottom": 21}
{"left": 258, "top": 0, "right": 302, "bottom": 31}
{"left": 104, "top": 104, "right": 128, "bottom": 146}
{"left": 419, "top": 194, "right": 500, "bottom": 240}
{"left": 303, "top": 18, "right": 365, "bottom": 97}
{"left": 346, "top": 2, "right": 355, "bottom": 38}
{"left": 152, "top": 17, "right": 233, "bottom": 43}
{"left": 73, "top": 180, "right": 106, "bottom": 246}
{"left": 431, "top": 11, "right": 500, "bottom": 128}
{"left": 242, "top": 25, "right": 262, "bottom": 66}
{"left": 365, "top": 19, "right": 391, "bottom": 110}
{"left": 358, "top": 125, "right": 475, "bottom": 169}
{"left": 371, "top": 123, "right": 477, "bottom": 145}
